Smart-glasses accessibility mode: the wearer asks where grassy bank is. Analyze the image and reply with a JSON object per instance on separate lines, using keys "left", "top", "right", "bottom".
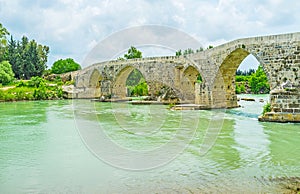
{"left": 0, "top": 76, "right": 67, "bottom": 102}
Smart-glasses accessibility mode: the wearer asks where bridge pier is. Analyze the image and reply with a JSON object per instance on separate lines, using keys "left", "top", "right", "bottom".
{"left": 259, "top": 89, "right": 300, "bottom": 123}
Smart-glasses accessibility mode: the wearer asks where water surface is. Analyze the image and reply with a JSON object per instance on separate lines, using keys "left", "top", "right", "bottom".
{"left": 0, "top": 95, "right": 299, "bottom": 193}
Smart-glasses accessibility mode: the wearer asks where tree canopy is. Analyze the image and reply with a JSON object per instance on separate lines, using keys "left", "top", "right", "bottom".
{"left": 0, "top": 23, "right": 10, "bottom": 61}
{"left": 236, "top": 65, "right": 270, "bottom": 94}
{"left": 51, "top": 58, "right": 81, "bottom": 74}
{"left": 124, "top": 46, "right": 142, "bottom": 59}
{"left": 5, "top": 36, "right": 50, "bottom": 79}
{"left": 0, "top": 23, "right": 50, "bottom": 80}
{"left": 0, "top": 61, "right": 14, "bottom": 85}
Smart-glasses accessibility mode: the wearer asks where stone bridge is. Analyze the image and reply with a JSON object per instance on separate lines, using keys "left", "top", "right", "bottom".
{"left": 74, "top": 32, "right": 300, "bottom": 122}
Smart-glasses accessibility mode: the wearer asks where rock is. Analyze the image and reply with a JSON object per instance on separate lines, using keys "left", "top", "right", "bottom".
{"left": 62, "top": 85, "right": 84, "bottom": 99}
{"left": 241, "top": 98, "right": 255, "bottom": 101}
{"left": 99, "top": 95, "right": 105, "bottom": 102}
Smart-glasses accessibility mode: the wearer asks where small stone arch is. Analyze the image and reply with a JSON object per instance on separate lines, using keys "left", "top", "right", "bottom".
{"left": 88, "top": 69, "right": 103, "bottom": 98}
{"left": 89, "top": 69, "right": 103, "bottom": 87}
{"left": 181, "top": 65, "right": 203, "bottom": 103}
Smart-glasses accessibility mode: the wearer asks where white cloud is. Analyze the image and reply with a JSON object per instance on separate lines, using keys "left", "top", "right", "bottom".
{"left": 0, "top": 0, "right": 299, "bottom": 66}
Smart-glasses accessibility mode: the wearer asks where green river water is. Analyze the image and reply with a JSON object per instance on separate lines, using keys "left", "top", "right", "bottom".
{"left": 0, "top": 94, "right": 299, "bottom": 193}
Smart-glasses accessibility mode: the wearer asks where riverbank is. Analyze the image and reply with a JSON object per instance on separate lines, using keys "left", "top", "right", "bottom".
{"left": 0, "top": 76, "right": 73, "bottom": 102}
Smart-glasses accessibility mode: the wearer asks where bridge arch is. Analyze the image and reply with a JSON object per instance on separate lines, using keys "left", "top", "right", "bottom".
{"left": 182, "top": 65, "right": 203, "bottom": 103}
{"left": 89, "top": 69, "right": 103, "bottom": 97}
{"left": 212, "top": 48, "right": 271, "bottom": 108}
{"left": 112, "top": 65, "right": 147, "bottom": 98}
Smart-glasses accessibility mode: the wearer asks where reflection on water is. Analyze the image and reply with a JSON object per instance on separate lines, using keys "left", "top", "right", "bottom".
{"left": 0, "top": 95, "right": 299, "bottom": 193}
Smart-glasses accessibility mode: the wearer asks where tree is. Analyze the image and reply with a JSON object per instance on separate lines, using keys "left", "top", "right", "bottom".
{"left": 196, "top": 47, "right": 204, "bottom": 52}
{"left": 183, "top": 48, "right": 194, "bottom": 55}
{"left": 249, "top": 66, "right": 270, "bottom": 94}
{"left": 0, "top": 61, "right": 14, "bottom": 85}
{"left": 175, "top": 50, "right": 182, "bottom": 56}
{"left": 51, "top": 58, "right": 81, "bottom": 74}
{"left": 0, "top": 23, "right": 10, "bottom": 61}
{"left": 124, "top": 46, "right": 142, "bottom": 59}
{"left": 6, "top": 35, "right": 49, "bottom": 79}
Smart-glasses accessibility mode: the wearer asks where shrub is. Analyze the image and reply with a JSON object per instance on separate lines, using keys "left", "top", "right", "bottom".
{"left": 262, "top": 103, "right": 271, "bottom": 115}
{"left": 28, "top": 76, "right": 46, "bottom": 88}
{"left": 0, "top": 90, "right": 4, "bottom": 100}
{"left": 33, "top": 87, "right": 47, "bottom": 100}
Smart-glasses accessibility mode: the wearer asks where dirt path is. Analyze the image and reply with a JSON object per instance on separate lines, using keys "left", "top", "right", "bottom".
{"left": 0, "top": 86, "right": 15, "bottom": 91}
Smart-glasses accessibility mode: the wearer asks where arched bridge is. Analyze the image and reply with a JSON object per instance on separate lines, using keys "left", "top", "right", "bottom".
{"left": 74, "top": 32, "right": 300, "bottom": 122}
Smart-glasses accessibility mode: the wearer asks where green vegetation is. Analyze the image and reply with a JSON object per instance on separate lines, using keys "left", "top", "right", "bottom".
{"left": 175, "top": 47, "right": 204, "bottom": 56}
{"left": 196, "top": 74, "right": 203, "bottom": 83}
{"left": 235, "top": 66, "right": 270, "bottom": 94}
{"left": 0, "top": 23, "right": 10, "bottom": 62}
{"left": 51, "top": 58, "right": 81, "bottom": 74}
{"left": 0, "top": 23, "right": 49, "bottom": 79}
{"left": 262, "top": 102, "right": 271, "bottom": 115}
{"left": 0, "top": 23, "right": 80, "bottom": 102}
{"left": 118, "top": 46, "right": 148, "bottom": 96}
{"left": 249, "top": 66, "right": 270, "bottom": 94}
{"left": 0, "top": 61, "right": 14, "bottom": 85}
{"left": 124, "top": 46, "right": 142, "bottom": 59}
{"left": 6, "top": 36, "right": 49, "bottom": 79}
{"left": 127, "top": 79, "right": 148, "bottom": 96}
{"left": 0, "top": 76, "right": 63, "bottom": 101}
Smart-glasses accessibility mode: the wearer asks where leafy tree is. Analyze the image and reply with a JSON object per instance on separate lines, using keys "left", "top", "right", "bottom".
{"left": 0, "top": 23, "right": 10, "bottom": 61}
{"left": 51, "top": 58, "right": 81, "bottom": 74}
{"left": 249, "top": 66, "right": 270, "bottom": 94}
{"left": 124, "top": 46, "right": 142, "bottom": 59}
{"left": 127, "top": 78, "right": 148, "bottom": 96}
{"left": 0, "top": 61, "right": 14, "bottom": 85}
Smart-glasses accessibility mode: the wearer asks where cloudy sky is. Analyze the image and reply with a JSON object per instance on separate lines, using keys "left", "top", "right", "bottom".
{"left": 0, "top": 0, "right": 299, "bottom": 69}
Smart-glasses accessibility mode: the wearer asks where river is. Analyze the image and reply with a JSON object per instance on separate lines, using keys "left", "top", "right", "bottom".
{"left": 0, "top": 94, "right": 299, "bottom": 193}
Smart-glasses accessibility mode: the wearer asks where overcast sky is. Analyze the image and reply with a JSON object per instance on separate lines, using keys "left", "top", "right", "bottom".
{"left": 0, "top": 0, "right": 299, "bottom": 69}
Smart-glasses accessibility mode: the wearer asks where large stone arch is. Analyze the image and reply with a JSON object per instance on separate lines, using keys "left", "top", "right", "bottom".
{"left": 212, "top": 48, "right": 271, "bottom": 108}
{"left": 112, "top": 65, "right": 147, "bottom": 98}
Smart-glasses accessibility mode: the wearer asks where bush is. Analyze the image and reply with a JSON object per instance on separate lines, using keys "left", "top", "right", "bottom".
{"left": 0, "top": 90, "right": 4, "bottom": 100}
{"left": 236, "top": 83, "right": 246, "bottom": 94}
{"left": 262, "top": 103, "right": 271, "bottom": 115}
{"left": 236, "top": 85, "right": 241, "bottom": 94}
{"left": 33, "top": 86, "right": 47, "bottom": 100}
{"left": 28, "top": 76, "right": 46, "bottom": 88}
